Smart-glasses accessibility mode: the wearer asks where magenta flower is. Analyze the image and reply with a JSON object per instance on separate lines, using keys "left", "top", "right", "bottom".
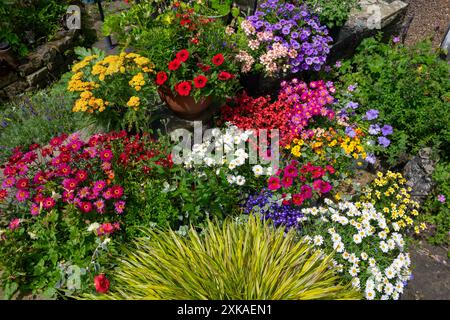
{"left": 2, "top": 177, "right": 16, "bottom": 188}
{"left": 99, "top": 149, "right": 113, "bottom": 162}
{"left": 111, "top": 185, "right": 124, "bottom": 199}
{"left": 93, "top": 180, "right": 106, "bottom": 193}
{"left": 30, "top": 204, "right": 40, "bottom": 216}
{"left": 94, "top": 199, "right": 105, "bottom": 214}
{"left": 268, "top": 176, "right": 282, "bottom": 191}
{"left": 62, "top": 178, "right": 78, "bottom": 190}
{"left": 281, "top": 176, "right": 293, "bottom": 188}
{"left": 284, "top": 165, "right": 298, "bottom": 178}
{"left": 43, "top": 197, "right": 56, "bottom": 210}
{"left": 8, "top": 218, "right": 20, "bottom": 231}
{"left": 437, "top": 194, "right": 446, "bottom": 203}
{"left": 114, "top": 200, "right": 126, "bottom": 214}
{"left": 103, "top": 188, "right": 113, "bottom": 200}
{"left": 15, "top": 190, "right": 30, "bottom": 202}
{"left": 78, "top": 187, "right": 90, "bottom": 199}
{"left": 312, "top": 179, "right": 332, "bottom": 194}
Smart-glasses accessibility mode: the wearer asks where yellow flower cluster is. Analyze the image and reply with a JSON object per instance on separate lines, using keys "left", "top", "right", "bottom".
{"left": 68, "top": 52, "right": 154, "bottom": 114}
{"left": 340, "top": 135, "right": 366, "bottom": 160}
{"left": 129, "top": 72, "right": 145, "bottom": 91}
{"left": 361, "top": 171, "right": 424, "bottom": 233}
{"left": 126, "top": 96, "right": 140, "bottom": 111}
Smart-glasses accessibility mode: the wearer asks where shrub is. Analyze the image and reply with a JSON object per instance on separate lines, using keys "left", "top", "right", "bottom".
{"left": 302, "top": 0, "right": 359, "bottom": 29}
{"left": 336, "top": 36, "right": 450, "bottom": 165}
{"left": 83, "top": 215, "right": 361, "bottom": 299}
{"left": 420, "top": 162, "right": 450, "bottom": 246}
{"left": 68, "top": 51, "right": 159, "bottom": 132}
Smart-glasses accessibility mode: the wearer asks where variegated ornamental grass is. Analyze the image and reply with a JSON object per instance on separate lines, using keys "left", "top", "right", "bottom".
{"left": 85, "top": 216, "right": 361, "bottom": 300}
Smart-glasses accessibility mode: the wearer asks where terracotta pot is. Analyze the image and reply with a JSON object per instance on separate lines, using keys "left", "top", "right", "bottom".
{"left": 158, "top": 88, "right": 213, "bottom": 120}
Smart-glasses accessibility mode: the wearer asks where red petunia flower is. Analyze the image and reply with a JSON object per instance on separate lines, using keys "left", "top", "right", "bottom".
{"left": 175, "top": 81, "right": 192, "bottom": 96}
{"left": 218, "top": 71, "right": 233, "bottom": 81}
{"left": 168, "top": 59, "right": 182, "bottom": 71}
{"left": 268, "top": 176, "right": 281, "bottom": 191}
{"left": 94, "top": 274, "right": 110, "bottom": 294}
{"left": 193, "top": 75, "right": 208, "bottom": 89}
{"left": 156, "top": 71, "right": 168, "bottom": 86}
{"left": 212, "top": 53, "right": 224, "bottom": 66}
{"left": 176, "top": 49, "right": 189, "bottom": 62}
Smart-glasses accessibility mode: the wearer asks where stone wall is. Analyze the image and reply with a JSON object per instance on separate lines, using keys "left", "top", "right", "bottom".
{"left": 0, "top": 29, "right": 80, "bottom": 102}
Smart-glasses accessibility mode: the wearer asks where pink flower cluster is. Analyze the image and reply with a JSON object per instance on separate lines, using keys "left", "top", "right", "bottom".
{"left": 267, "top": 161, "right": 335, "bottom": 206}
{"left": 279, "top": 79, "right": 336, "bottom": 139}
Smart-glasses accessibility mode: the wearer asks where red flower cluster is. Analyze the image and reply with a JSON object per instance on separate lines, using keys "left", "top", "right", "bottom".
{"left": 267, "top": 161, "right": 335, "bottom": 206}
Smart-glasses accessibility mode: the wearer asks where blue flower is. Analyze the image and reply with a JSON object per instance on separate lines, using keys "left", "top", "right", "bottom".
{"left": 365, "top": 109, "right": 379, "bottom": 120}
{"left": 381, "top": 124, "right": 393, "bottom": 136}
{"left": 368, "top": 124, "right": 380, "bottom": 135}
{"left": 378, "top": 136, "right": 391, "bottom": 147}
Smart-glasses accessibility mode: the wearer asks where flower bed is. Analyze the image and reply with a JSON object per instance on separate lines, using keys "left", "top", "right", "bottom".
{"left": 0, "top": 0, "right": 446, "bottom": 301}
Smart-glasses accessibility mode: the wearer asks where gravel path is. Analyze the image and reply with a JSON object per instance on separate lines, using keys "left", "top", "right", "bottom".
{"left": 402, "top": 0, "right": 450, "bottom": 48}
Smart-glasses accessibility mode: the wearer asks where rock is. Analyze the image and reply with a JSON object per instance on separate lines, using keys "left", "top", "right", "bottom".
{"left": 4, "top": 81, "right": 28, "bottom": 99}
{"left": 26, "top": 67, "right": 50, "bottom": 88}
{"left": 0, "top": 72, "right": 18, "bottom": 89}
{"left": 403, "top": 148, "right": 437, "bottom": 204}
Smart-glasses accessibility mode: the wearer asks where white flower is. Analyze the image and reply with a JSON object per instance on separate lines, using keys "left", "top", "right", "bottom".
{"left": 313, "top": 235, "right": 323, "bottom": 246}
{"left": 333, "top": 241, "right": 344, "bottom": 253}
{"left": 380, "top": 295, "right": 389, "bottom": 300}
{"left": 351, "top": 277, "right": 360, "bottom": 289}
{"left": 365, "top": 289, "right": 376, "bottom": 300}
{"left": 87, "top": 222, "right": 100, "bottom": 232}
{"left": 384, "top": 283, "right": 394, "bottom": 295}
{"left": 265, "top": 166, "right": 274, "bottom": 175}
{"left": 366, "top": 279, "right": 375, "bottom": 290}
{"left": 361, "top": 252, "right": 368, "bottom": 260}
{"left": 369, "top": 258, "right": 377, "bottom": 267}
{"left": 349, "top": 254, "right": 360, "bottom": 265}
{"left": 392, "top": 222, "right": 400, "bottom": 231}
{"left": 392, "top": 291, "right": 399, "bottom": 300}
{"left": 349, "top": 265, "right": 360, "bottom": 277}
{"left": 385, "top": 267, "right": 396, "bottom": 279}
{"left": 226, "top": 175, "right": 236, "bottom": 184}
{"left": 376, "top": 283, "right": 384, "bottom": 293}
{"left": 353, "top": 234, "right": 362, "bottom": 244}
{"left": 331, "top": 233, "right": 341, "bottom": 243}
{"left": 378, "top": 231, "right": 387, "bottom": 239}
{"left": 235, "top": 175, "right": 246, "bottom": 186}
{"left": 387, "top": 239, "right": 396, "bottom": 250}
{"left": 204, "top": 157, "right": 215, "bottom": 167}
{"left": 228, "top": 160, "right": 237, "bottom": 170}
{"left": 379, "top": 241, "right": 389, "bottom": 253}
{"left": 252, "top": 165, "right": 263, "bottom": 176}
{"left": 395, "top": 281, "right": 404, "bottom": 294}
{"left": 342, "top": 251, "right": 350, "bottom": 260}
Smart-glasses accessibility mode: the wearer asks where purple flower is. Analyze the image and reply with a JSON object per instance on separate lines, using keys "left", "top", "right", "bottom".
{"left": 345, "top": 127, "right": 356, "bottom": 138}
{"left": 368, "top": 124, "right": 381, "bottom": 135}
{"left": 437, "top": 194, "right": 446, "bottom": 203}
{"left": 346, "top": 101, "right": 359, "bottom": 109}
{"left": 365, "top": 109, "right": 379, "bottom": 120}
{"left": 335, "top": 60, "right": 342, "bottom": 68}
{"left": 365, "top": 153, "right": 377, "bottom": 164}
{"left": 347, "top": 84, "right": 357, "bottom": 92}
{"left": 378, "top": 136, "right": 391, "bottom": 147}
{"left": 393, "top": 36, "right": 401, "bottom": 44}
{"left": 381, "top": 124, "right": 393, "bottom": 136}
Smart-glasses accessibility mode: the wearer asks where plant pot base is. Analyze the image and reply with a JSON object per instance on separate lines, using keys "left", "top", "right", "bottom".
{"left": 158, "top": 89, "right": 213, "bottom": 121}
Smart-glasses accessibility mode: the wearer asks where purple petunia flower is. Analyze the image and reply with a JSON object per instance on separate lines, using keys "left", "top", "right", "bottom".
{"left": 347, "top": 84, "right": 357, "bottom": 92}
{"left": 365, "top": 153, "right": 377, "bottom": 164}
{"left": 368, "top": 124, "right": 381, "bottom": 135}
{"left": 381, "top": 124, "right": 393, "bottom": 136}
{"left": 365, "top": 109, "right": 379, "bottom": 120}
{"left": 378, "top": 136, "right": 391, "bottom": 147}
{"left": 346, "top": 101, "right": 359, "bottom": 109}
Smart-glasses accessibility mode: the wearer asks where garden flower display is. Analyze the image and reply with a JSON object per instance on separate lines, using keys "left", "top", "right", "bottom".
{"left": 238, "top": 0, "right": 333, "bottom": 76}
{"left": 143, "top": 4, "right": 240, "bottom": 102}
{"left": 68, "top": 52, "right": 156, "bottom": 131}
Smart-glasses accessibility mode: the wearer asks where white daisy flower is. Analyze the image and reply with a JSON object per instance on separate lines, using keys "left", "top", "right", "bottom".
{"left": 235, "top": 175, "right": 246, "bottom": 186}
{"left": 365, "top": 289, "right": 376, "bottom": 300}
{"left": 353, "top": 234, "right": 362, "bottom": 244}
{"left": 361, "top": 252, "right": 368, "bottom": 260}
{"left": 313, "top": 235, "right": 324, "bottom": 246}
{"left": 252, "top": 165, "right": 263, "bottom": 176}
{"left": 351, "top": 277, "right": 360, "bottom": 289}
{"left": 226, "top": 175, "right": 236, "bottom": 184}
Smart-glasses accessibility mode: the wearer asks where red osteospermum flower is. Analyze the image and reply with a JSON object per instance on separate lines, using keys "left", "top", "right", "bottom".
{"left": 43, "top": 197, "right": 56, "bottom": 210}
{"left": 212, "top": 53, "right": 224, "bottom": 66}
{"left": 175, "top": 81, "right": 192, "bottom": 96}
{"left": 156, "top": 71, "right": 168, "bottom": 86}
{"left": 100, "top": 149, "right": 113, "bottom": 162}
{"left": 94, "top": 274, "right": 110, "bottom": 294}
{"left": 193, "top": 75, "right": 208, "bottom": 89}
{"left": 80, "top": 201, "right": 93, "bottom": 213}
{"left": 218, "top": 71, "right": 233, "bottom": 81}
{"left": 176, "top": 49, "right": 189, "bottom": 62}
{"left": 16, "top": 178, "right": 29, "bottom": 190}
{"left": 168, "top": 59, "right": 182, "bottom": 71}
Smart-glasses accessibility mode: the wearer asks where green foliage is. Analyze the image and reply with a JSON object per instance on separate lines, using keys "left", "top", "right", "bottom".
{"left": 420, "top": 162, "right": 450, "bottom": 246}
{"left": 336, "top": 36, "right": 450, "bottom": 165}
{"left": 303, "top": 0, "right": 359, "bottom": 29}
{"left": 83, "top": 215, "right": 361, "bottom": 300}
{"left": 0, "top": 73, "right": 86, "bottom": 163}
{"left": 0, "top": 0, "right": 69, "bottom": 56}
{"left": 0, "top": 208, "right": 117, "bottom": 299}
